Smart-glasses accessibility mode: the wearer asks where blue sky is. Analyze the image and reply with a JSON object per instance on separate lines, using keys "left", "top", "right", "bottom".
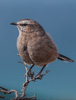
{"left": 0, "top": 0, "right": 76, "bottom": 100}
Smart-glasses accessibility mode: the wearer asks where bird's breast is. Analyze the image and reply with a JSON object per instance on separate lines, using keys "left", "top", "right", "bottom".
{"left": 17, "top": 34, "right": 34, "bottom": 65}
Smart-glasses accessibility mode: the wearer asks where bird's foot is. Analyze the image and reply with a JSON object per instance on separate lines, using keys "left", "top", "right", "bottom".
{"left": 34, "top": 70, "right": 50, "bottom": 80}
{"left": 24, "top": 65, "right": 35, "bottom": 79}
{"left": 33, "top": 65, "right": 50, "bottom": 80}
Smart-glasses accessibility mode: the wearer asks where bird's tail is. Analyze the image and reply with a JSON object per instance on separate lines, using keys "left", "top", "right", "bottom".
{"left": 58, "top": 53, "right": 74, "bottom": 62}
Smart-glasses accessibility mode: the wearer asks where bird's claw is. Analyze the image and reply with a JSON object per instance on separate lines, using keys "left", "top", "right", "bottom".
{"left": 24, "top": 69, "right": 34, "bottom": 79}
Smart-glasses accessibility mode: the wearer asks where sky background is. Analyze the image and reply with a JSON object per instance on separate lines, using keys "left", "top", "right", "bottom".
{"left": 0, "top": 0, "right": 76, "bottom": 100}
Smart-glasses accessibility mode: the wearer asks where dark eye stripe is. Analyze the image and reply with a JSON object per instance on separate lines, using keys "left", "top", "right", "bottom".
{"left": 20, "top": 24, "right": 28, "bottom": 26}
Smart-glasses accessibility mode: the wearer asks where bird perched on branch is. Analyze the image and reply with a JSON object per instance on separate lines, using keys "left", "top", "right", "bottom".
{"left": 11, "top": 19, "right": 74, "bottom": 69}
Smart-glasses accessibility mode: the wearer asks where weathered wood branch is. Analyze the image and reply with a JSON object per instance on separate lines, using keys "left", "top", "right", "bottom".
{"left": 0, "top": 62, "right": 49, "bottom": 100}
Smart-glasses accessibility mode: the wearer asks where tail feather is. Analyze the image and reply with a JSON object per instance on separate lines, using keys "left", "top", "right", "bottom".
{"left": 58, "top": 54, "right": 74, "bottom": 63}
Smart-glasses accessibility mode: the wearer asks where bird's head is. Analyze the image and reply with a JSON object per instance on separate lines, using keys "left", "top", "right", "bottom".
{"left": 10, "top": 19, "right": 44, "bottom": 34}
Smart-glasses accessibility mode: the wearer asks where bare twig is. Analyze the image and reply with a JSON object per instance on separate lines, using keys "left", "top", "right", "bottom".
{"left": 0, "top": 86, "right": 8, "bottom": 91}
{"left": 0, "top": 87, "right": 18, "bottom": 98}
{"left": 22, "top": 64, "right": 49, "bottom": 95}
{"left": 24, "top": 65, "right": 35, "bottom": 79}
{"left": 21, "top": 63, "right": 28, "bottom": 98}
{"left": 0, "top": 61, "right": 49, "bottom": 100}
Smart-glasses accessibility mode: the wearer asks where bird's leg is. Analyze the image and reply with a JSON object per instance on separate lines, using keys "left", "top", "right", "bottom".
{"left": 34, "top": 65, "right": 46, "bottom": 80}
{"left": 25, "top": 64, "right": 35, "bottom": 79}
{"left": 37, "top": 65, "right": 46, "bottom": 75}
{"left": 28, "top": 64, "right": 35, "bottom": 77}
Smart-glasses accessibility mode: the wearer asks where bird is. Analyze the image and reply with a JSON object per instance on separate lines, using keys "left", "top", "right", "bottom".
{"left": 11, "top": 19, "right": 74, "bottom": 70}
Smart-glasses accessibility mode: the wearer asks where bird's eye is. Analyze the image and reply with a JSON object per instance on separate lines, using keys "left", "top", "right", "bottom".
{"left": 20, "top": 24, "right": 28, "bottom": 26}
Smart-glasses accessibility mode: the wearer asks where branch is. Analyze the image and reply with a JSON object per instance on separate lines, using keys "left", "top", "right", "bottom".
{"left": 0, "top": 62, "right": 50, "bottom": 100}
{"left": 21, "top": 64, "right": 49, "bottom": 98}
{"left": 0, "top": 87, "right": 18, "bottom": 99}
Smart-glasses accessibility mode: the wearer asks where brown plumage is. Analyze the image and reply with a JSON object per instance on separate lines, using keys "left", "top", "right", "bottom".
{"left": 11, "top": 19, "right": 74, "bottom": 67}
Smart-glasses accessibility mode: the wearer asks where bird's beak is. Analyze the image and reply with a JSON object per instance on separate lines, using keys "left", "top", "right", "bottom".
{"left": 10, "top": 22, "right": 17, "bottom": 25}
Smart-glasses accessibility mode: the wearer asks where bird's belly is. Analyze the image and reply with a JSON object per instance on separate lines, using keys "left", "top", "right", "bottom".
{"left": 19, "top": 50, "right": 33, "bottom": 65}
{"left": 28, "top": 46, "right": 58, "bottom": 66}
